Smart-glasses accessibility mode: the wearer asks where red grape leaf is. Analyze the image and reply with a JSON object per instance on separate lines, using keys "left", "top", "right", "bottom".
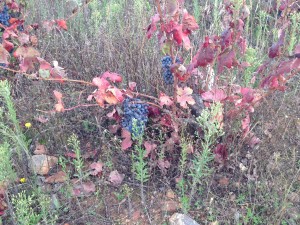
{"left": 92, "top": 77, "right": 110, "bottom": 89}
{"left": 172, "top": 24, "right": 183, "bottom": 45}
{"left": 159, "top": 92, "right": 173, "bottom": 107}
{"left": 14, "top": 47, "right": 40, "bottom": 72}
{"left": 220, "top": 28, "right": 232, "bottom": 50}
{"left": 18, "top": 33, "right": 30, "bottom": 45}
{"left": 102, "top": 71, "right": 122, "bottom": 83}
{"left": 177, "top": 86, "right": 195, "bottom": 109}
{"left": 3, "top": 40, "right": 14, "bottom": 53}
{"left": 183, "top": 11, "right": 199, "bottom": 31}
{"left": 56, "top": 19, "right": 68, "bottom": 31}
{"left": 53, "top": 90, "right": 64, "bottom": 112}
{"left": 172, "top": 24, "right": 191, "bottom": 50}
{"left": 268, "top": 29, "right": 286, "bottom": 58}
{"left": 109, "top": 170, "right": 125, "bottom": 186}
{"left": 6, "top": 1, "right": 19, "bottom": 10}
{"left": 3, "top": 26, "right": 18, "bottom": 40}
{"left": 193, "top": 37, "right": 217, "bottom": 67}
{"left": 201, "top": 89, "right": 227, "bottom": 102}
{"left": 146, "top": 14, "right": 160, "bottom": 39}
{"left": 106, "top": 87, "right": 124, "bottom": 102}
{"left": 37, "top": 57, "right": 52, "bottom": 70}
{"left": 217, "top": 50, "right": 238, "bottom": 74}
{"left": 121, "top": 128, "right": 132, "bottom": 150}
{"left": 242, "top": 113, "right": 250, "bottom": 136}
{"left": 0, "top": 45, "right": 10, "bottom": 64}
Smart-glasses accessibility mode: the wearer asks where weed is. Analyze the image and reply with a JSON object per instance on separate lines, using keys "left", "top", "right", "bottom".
{"left": 11, "top": 189, "right": 58, "bottom": 225}
{"left": 242, "top": 207, "right": 263, "bottom": 225}
{"left": 0, "top": 142, "right": 17, "bottom": 184}
{"left": 188, "top": 102, "right": 224, "bottom": 205}
{"left": 67, "top": 133, "right": 84, "bottom": 179}
{"left": 131, "top": 119, "right": 149, "bottom": 205}
{"left": 0, "top": 80, "right": 30, "bottom": 159}
{"left": 176, "top": 178, "right": 190, "bottom": 214}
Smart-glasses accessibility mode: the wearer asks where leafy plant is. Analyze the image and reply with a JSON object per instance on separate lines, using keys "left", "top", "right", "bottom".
{"left": 0, "top": 142, "right": 17, "bottom": 184}
{"left": 67, "top": 134, "right": 84, "bottom": 179}
{"left": 131, "top": 119, "right": 150, "bottom": 205}
{"left": 0, "top": 80, "right": 30, "bottom": 159}
{"left": 11, "top": 189, "right": 57, "bottom": 225}
{"left": 189, "top": 102, "right": 224, "bottom": 205}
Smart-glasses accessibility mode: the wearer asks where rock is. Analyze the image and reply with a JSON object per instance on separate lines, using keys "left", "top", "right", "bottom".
{"left": 31, "top": 155, "right": 58, "bottom": 175}
{"left": 161, "top": 200, "right": 180, "bottom": 212}
{"left": 169, "top": 213, "right": 200, "bottom": 225}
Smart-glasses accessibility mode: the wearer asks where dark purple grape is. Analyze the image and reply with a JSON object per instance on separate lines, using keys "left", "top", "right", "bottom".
{"left": 161, "top": 56, "right": 181, "bottom": 85}
{"left": 122, "top": 98, "right": 149, "bottom": 138}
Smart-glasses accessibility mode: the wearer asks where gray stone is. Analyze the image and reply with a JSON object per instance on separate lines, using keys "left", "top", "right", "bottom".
{"left": 31, "top": 155, "right": 58, "bottom": 175}
{"left": 169, "top": 213, "right": 200, "bottom": 225}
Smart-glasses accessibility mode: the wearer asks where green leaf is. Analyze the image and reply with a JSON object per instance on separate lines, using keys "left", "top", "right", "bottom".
{"left": 39, "top": 69, "right": 50, "bottom": 78}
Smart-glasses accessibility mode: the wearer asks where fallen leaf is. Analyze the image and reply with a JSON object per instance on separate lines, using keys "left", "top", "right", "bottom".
{"left": 89, "top": 162, "right": 103, "bottom": 176}
{"left": 45, "top": 171, "right": 67, "bottom": 183}
{"left": 72, "top": 181, "right": 96, "bottom": 196}
{"left": 121, "top": 128, "right": 132, "bottom": 150}
{"left": 144, "top": 141, "right": 157, "bottom": 158}
{"left": 159, "top": 92, "right": 173, "bottom": 107}
{"left": 109, "top": 170, "right": 125, "bottom": 186}
{"left": 219, "top": 177, "right": 229, "bottom": 186}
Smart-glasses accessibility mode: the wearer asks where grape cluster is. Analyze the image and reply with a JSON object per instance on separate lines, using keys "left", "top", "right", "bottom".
{"left": 161, "top": 56, "right": 181, "bottom": 85}
{"left": 122, "top": 98, "right": 149, "bottom": 138}
{"left": 0, "top": 5, "right": 10, "bottom": 27}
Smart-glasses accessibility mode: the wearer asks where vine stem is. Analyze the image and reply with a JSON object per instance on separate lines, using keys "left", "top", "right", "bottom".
{"left": 0, "top": 66, "right": 94, "bottom": 86}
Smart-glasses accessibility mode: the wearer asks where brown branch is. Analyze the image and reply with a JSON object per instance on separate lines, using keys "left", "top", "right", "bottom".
{"left": 0, "top": 66, "right": 94, "bottom": 86}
